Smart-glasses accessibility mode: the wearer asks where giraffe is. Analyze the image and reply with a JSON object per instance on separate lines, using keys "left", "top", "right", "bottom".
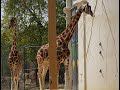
{"left": 36, "top": 2, "right": 94, "bottom": 90}
{"left": 8, "top": 17, "right": 22, "bottom": 90}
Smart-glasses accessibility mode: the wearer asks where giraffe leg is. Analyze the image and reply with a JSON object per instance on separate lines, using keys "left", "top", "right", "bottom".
{"left": 12, "top": 77, "right": 16, "bottom": 90}
{"left": 57, "top": 63, "right": 60, "bottom": 88}
{"left": 14, "top": 78, "right": 18, "bottom": 90}
{"left": 13, "top": 77, "right": 15, "bottom": 90}
{"left": 10, "top": 70, "right": 14, "bottom": 90}
{"left": 16, "top": 76, "right": 19, "bottom": 90}
{"left": 64, "top": 58, "right": 70, "bottom": 90}
{"left": 11, "top": 77, "right": 13, "bottom": 90}
{"left": 37, "top": 60, "right": 44, "bottom": 90}
{"left": 16, "top": 79, "right": 18, "bottom": 90}
{"left": 13, "top": 77, "right": 18, "bottom": 90}
{"left": 38, "top": 66, "right": 43, "bottom": 90}
{"left": 42, "top": 60, "right": 49, "bottom": 89}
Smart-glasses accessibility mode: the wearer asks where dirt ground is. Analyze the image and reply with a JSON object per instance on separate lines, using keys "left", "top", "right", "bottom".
{"left": 1, "top": 76, "right": 64, "bottom": 90}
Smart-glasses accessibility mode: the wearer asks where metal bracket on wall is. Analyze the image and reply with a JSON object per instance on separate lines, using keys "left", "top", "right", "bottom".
{"left": 99, "top": 69, "right": 104, "bottom": 78}
{"left": 99, "top": 51, "right": 104, "bottom": 60}
{"left": 99, "top": 42, "right": 104, "bottom": 50}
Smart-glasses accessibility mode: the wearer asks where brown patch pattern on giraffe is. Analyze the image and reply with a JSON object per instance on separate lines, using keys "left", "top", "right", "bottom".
{"left": 8, "top": 17, "right": 22, "bottom": 90}
{"left": 36, "top": 2, "right": 94, "bottom": 90}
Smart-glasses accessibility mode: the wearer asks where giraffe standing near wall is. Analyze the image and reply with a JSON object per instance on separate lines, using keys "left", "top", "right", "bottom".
{"left": 36, "top": 2, "right": 94, "bottom": 90}
{"left": 8, "top": 17, "right": 22, "bottom": 90}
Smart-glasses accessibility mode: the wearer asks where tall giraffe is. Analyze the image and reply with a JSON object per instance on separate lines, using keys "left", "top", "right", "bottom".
{"left": 36, "top": 2, "right": 94, "bottom": 90}
{"left": 8, "top": 17, "right": 22, "bottom": 90}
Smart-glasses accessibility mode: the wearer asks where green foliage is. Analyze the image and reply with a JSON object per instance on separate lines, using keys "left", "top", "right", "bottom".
{"left": 1, "top": 31, "right": 11, "bottom": 75}
{"left": 1, "top": 0, "right": 66, "bottom": 75}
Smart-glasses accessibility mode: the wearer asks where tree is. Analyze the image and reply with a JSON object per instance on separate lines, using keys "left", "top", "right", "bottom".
{"left": 1, "top": 0, "right": 66, "bottom": 46}
{"left": 1, "top": 0, "right": 66, "bottom": 74}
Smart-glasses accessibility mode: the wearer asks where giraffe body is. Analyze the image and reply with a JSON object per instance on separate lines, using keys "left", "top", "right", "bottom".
{"left": 8, "top": 17, "right": 22, "bottom": 90}
{"left": 37, "top": 2, "right": 94, "bottom": 90}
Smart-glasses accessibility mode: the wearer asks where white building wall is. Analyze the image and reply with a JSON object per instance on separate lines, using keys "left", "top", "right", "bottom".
{"left": 73, "top": 0, "right": 119, "bottom": 90}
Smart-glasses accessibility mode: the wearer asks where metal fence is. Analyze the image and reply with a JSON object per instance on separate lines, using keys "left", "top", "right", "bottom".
{"left": 22, "top": 46, "right": 65, "bottom": 89}
{"left": 1, "top": 45, "right": 65, "bottom": 90}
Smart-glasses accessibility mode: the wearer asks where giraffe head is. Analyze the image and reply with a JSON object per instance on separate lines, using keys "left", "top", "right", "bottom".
{"left": 82, "top": 2, "right": 94, "bottom": 17}
{"left": 9, "top": 17, "right": 17, "bottom": 29}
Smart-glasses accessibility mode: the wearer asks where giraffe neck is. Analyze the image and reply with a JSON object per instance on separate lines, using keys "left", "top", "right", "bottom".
{"left": 12, "top": 26, "right": 17, "bottom": 47}
{"left": 58, "top": 7, "right": 83, "bottom": 44}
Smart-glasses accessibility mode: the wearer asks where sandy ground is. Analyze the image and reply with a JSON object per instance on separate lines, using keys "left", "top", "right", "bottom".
{"left": 1, "top": 77, "right": 64, "bottom": 90}
{"left": 1, "top": 76, "right": 65, "bottom": 90}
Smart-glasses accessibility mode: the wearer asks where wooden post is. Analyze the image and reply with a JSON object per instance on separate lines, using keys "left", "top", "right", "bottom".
{"left": 48, "top": 0, "right": 57, "bottom": 89}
